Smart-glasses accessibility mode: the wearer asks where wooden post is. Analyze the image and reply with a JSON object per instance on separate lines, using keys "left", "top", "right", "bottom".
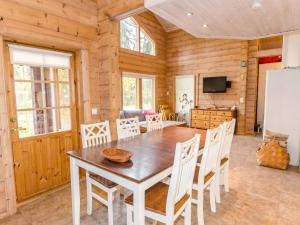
{"left": 76, "top": 49, "right": 92, "bottom": 125}
{"left": 0, "top": 35, "right": 17, "bottom": 219}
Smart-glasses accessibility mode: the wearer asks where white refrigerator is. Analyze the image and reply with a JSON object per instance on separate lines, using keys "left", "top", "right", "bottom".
{"left": 264, "top": 69, "right": 300, "bottom": 166}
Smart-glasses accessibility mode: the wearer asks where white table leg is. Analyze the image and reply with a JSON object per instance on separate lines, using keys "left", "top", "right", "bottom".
{"left": 70, "top": 158, "right": 80, "bottom": 225}
{"left": 133, "top": 186, "right": 145, "bottom": 225}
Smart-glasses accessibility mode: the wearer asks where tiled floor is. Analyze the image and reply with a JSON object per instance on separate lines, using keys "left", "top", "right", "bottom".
{"left": 1, "top": 135, "right": 300, "bottom": 225}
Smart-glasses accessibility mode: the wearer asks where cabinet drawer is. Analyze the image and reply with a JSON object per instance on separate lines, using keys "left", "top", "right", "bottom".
{"left": 210, "top": 111, "right": 217, "bottom": 116}
{"left": 225, "top": 116, "right": 233, "bottom": 121}
{"left": 210, "top": 121, "right": 222, "bottom": 128}
{"left": 216, "top": 111, "right": 226, "bottom": 116}
{"left": 225, "top": 111, "right": 233, "bottom": 117}
{"left": 192, "top": 121, "right": 209, "bottom": 129}
{"left": 210, "top": 116, "right": 225, "bottom": 122}
{"left": 192, "top": 110, "right": 204, "bottom": 116}
{"left": 192, "top": 115, "right": 210, "bottom": 120}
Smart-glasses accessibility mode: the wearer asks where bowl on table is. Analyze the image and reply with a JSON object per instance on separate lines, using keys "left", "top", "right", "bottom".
{"left": 100, "top": 148, "right": 132, "bottom": 163}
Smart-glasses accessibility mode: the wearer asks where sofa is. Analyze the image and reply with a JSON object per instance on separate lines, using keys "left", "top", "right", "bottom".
{"left": 119, "top": 109, "right": 186, "bottom": 133}
{"left": 119, "top": 109, "right": 146, "bottom": 122}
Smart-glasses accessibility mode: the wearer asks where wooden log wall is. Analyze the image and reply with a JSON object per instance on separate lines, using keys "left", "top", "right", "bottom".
{"left": 166, "top": 30, "right": 257, "bottom": 134}
{"left": 245, "top": 40, "right": 259, "bottom": 134}
{"left": 0, "top": 35, "right": 16, "bottom": 219}
{"left": 97, "top": 18, "right": 121, "bottom": 140}
{"left": 119, "top": 11, "right": 168, "bottom": 110}
{"left": 0, "top": 0, "right": 100, "bottom": 218}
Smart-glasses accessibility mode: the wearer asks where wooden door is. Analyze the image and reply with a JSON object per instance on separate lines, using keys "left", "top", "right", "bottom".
{"left": 4, "top": 44, "right": 79, "bottom": 202}
{"left": 257, "top": 62, "right": 282, "bottom": 127}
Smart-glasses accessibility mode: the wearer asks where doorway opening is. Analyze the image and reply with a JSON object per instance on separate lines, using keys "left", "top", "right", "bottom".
{"left": 256, "top": 56, "right": 282, "bottom": 132}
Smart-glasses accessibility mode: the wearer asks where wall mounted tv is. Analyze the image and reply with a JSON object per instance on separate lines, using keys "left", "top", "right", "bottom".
{"left": 203, "top": 76, "right": 228, "bottom": 93}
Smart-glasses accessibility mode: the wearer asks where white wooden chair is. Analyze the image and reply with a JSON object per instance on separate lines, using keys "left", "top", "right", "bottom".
{"left": 192, "top": 125, "right": 225, "bottom": 225}
{"left": 215, "top": 119, "right": 236, "bottom": 203}
{"left": 146, "top": 113, "right": 163, "bottom": 132}
{"left": 81, "top": 121, "right": 120, "bottom": 225}
{"left": 125, "top": 134, "right": 201, "bottom": 225}
{"left": 116, "top": 117, "right": 140, "bottom": 140}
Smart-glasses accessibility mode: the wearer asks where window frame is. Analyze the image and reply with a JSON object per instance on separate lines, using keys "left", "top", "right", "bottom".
{"left": 12, "top": 64, "right": 73, "bottom": 138}
{"left": 122, "top": 72, "right": 156, "bottom": 111}
{"left": 120, "top": 17, "right": 156, "bottom": 56}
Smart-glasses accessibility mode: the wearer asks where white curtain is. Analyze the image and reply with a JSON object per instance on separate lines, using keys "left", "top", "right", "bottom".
{"left": 8, "top": 44, "right": 72, "bottom": 68}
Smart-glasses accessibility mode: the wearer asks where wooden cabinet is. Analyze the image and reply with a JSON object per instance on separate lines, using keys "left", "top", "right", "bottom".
{"left": 191, "top": 108, "right": 237, "bottom": 129}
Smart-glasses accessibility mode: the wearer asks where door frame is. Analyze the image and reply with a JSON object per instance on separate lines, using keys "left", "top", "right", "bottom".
{"left": 3, "top": 41, "right": 84, "bottom": 203}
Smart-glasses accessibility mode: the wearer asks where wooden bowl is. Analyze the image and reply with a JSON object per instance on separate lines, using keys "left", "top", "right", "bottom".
{"left": 101, "top": 148, "right": 132, "bottom": 163}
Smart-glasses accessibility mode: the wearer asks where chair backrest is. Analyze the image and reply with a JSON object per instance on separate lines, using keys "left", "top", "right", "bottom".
{"left": 116, "top": 117, "right": 140, "bottom": 140}
{"left": 81, "top": 121, "right": 111, "bottom": 148}
{"left": 166, "top": 134, "right": 201, "bottom": 216}
{"left": 146, "top": 113, "right": 163, "bottom": 132}
{"left": 198, "top": 125, "right": 224, "bottom": 184}
{"left": 220, "top": 119, "right": 236, "bottom": 159}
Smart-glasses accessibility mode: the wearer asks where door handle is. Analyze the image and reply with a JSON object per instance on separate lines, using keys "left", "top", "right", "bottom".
{"left": 11, "top": 127, "right": 27, "bottom": 132}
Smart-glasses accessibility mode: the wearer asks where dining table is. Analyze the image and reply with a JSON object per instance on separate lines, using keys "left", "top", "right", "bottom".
{"left": 67, "top": 126, "right": 206, "bottom": 225}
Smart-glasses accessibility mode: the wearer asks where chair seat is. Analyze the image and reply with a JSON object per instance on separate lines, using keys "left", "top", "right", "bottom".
{"left": 193, "top": 166, "right": 215, "bottom": 185}
{"left": 125, "top": 182, "right": 190, "bottom": 215}
{"left": 89, "top": 173, "right": 118, "bottom": 188}
{"left": 220, "top": 157, "right": 229, "bottom": 166}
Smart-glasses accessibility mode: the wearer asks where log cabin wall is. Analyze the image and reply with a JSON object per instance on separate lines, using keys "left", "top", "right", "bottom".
{"left": 119, "top": 11, "right": 168, "bottom": 111}
{"left": 245, "top": 40, "right": 259, "bottom": 135}
{"left": 166, "top": 30, "right": 254, "bottom": 134}
{"left": 0, "top": 0, "right": 100, "bottom": 218}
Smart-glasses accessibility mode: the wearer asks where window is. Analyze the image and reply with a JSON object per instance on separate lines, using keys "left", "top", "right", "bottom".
{"left": 122, "top": 73, "right": 155, "bottom": 111}
{"left": 120, "top": 17, "right": 156, "bottom": 56}
{"left": 9, "top": 45, "right": 72, "bottom": 138}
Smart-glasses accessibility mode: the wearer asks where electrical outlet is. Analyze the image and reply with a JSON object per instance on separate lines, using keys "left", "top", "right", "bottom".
{"left": 240, "top": 97, "right": 244, "bottom": 104}
{"left": 91, "top": 108, "right": 98, "bottom": 115}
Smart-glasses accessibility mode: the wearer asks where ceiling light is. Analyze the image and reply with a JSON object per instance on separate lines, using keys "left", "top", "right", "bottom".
{"left": 202, "top": 24, "right": 208, "bottom": 28}
{"left": 252, "top": 0, "right": 262, "bottom": 9}
{"left": 186, "top": 12, "right": 193, "bottom": 17}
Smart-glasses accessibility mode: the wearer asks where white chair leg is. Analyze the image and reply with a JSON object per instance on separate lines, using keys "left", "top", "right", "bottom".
{"left": 184, "top": 201, "right": 192, "bottom": 225}
{"left": 224, "top": 163, "right": 230, "bottom": 192}
{"left": 126, "top": 205, "right": 133, "bottom": 225}
{"left": 197, "top": 189, "right": 204, "bottom": 225}
{"left": 108, "top": 192, "right": 114, "bottom": 225}
{"left": 209, "top": 180, "right": 216, "bottom": 213}
{"left": 86, "top": 174, "right": 93, "bottom": 215}
{"left": 215, "top": 170, "right": 221, "bottom": 204}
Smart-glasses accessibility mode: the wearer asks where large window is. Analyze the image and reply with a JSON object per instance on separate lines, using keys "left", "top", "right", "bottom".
{"left": 9, "top": 45, "right": 72, "bottom": 138}
{"left": 122, "top": 73, "right": 155, "bottom": 111}
{"left": 120, "top": 17, "right": 156, "bottom": 56}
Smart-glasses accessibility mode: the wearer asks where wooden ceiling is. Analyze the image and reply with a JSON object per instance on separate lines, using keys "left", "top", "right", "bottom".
{"left": 145, "top": 0, "right": 300, "bottom": 39}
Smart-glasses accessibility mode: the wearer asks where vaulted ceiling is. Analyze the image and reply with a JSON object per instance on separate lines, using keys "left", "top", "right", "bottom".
{"left": 145, "top": 0, "right": 300, "bottom": 39}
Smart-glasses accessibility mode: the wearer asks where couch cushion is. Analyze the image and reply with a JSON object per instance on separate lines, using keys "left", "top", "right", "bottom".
{"left": 123, "top": 109, "right": 146, "bottom": 121}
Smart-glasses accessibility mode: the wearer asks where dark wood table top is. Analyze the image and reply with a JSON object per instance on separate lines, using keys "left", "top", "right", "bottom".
{"left": 67, "top": 126, "right": 206, "bottom": 184}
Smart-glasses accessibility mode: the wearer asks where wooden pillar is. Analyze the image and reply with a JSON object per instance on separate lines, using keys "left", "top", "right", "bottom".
{"left": 236, "top": 40, "right": 249, "bottom": 135}
{"left": 98, "top": 18, "right": 121, "bottom": 140}
{"left": 76, "top": 49, "right": 92, "bottom": 125}
{"left": 245, "top": 40, "right": 259, "bottom": 135}
{"left": 0, "top": 35, "right": 17, "bottom": 219}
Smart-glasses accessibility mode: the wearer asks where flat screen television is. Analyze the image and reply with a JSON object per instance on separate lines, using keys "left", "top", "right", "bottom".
{"left": 203, "top": 76, "right": 227, "bottom": 93}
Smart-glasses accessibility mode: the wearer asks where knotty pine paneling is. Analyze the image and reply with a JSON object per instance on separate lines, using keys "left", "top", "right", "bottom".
{"left": 0, "top": 35, "right": 16, "bottom": 219}
{"left": 245, "top": 40, "right": 259, "bottom": 134}
{"left": 6, "top": 0, "right": 98, "bottom": 27}
{"left": 119, "top": 11, "right": 168, "bottom": 111}
{"left": 0, "top": 0, "right": 99, "bottom": 218}
{"left": 166, "top": 30, "right": 253, "bottom": 134}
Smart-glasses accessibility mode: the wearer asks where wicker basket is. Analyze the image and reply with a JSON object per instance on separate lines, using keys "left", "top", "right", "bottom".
{"left": 256, "top": 140, "right": 289, "bottom": 170}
